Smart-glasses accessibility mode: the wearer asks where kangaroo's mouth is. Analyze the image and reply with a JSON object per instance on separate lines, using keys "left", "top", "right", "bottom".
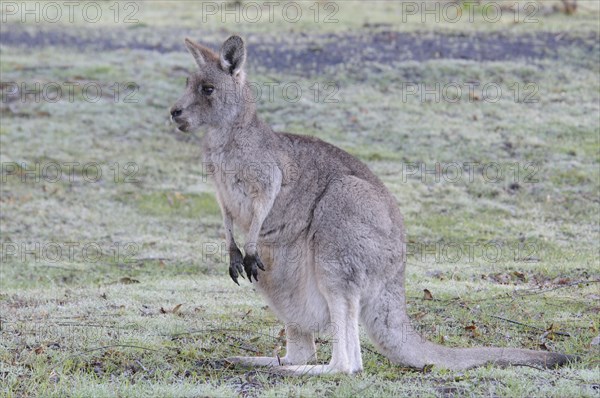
{"left": 176, "top": 122, "right": 190, "bottom": 132}
{"left": 172, "top": 118, "right": 190, "bottom": 133}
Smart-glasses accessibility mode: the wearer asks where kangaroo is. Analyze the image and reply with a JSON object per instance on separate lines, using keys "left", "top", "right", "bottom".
{"left": 170, "top": 35, "right": 575, "bottom": 374}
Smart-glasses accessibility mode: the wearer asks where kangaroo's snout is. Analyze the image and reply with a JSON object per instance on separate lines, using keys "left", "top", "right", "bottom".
{"left": 169, "top": 104, "right": 190, "bottom": 132}
{"left": 171, "top": 107, "right": 183, "bottom": 118}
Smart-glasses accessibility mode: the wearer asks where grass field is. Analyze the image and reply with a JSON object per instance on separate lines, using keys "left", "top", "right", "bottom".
{"left": 1, "top": 1, "right": 599, "bottom": 397}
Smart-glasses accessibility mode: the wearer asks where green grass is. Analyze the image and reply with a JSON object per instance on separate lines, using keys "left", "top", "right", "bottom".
{"left": 1, "top": 1, "right": 599, "bottom": 397}
{"left": 137, "top": 192, "right": 221, "bottom": 219}
{"left": 4, "top": 1, "right": 600, "bottom": 33}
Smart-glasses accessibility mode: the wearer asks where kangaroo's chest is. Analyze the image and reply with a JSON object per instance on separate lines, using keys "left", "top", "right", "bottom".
{"left": 204, "top": 150, "right": 256, "bottom": 231}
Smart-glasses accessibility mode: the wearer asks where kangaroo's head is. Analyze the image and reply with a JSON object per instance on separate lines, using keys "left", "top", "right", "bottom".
{"left": 170, "top": 36, "right": 247, "bottom": 133}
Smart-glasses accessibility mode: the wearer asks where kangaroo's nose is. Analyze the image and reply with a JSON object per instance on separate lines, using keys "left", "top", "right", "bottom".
{"left": 171, "top": 108, "right": 183, "bottom": 118}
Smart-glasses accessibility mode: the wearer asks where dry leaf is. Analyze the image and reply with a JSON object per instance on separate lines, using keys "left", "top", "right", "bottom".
{"left": 174, "top": 192, "right": 185, "bottom": 201}
{"left": 512, "top": 271, "right": 526, "bottom": 282}
{"left": 414, "top": 311, "right": 427, "bottom": 320}
{"left": 423, "top": 289, "right": 434, "bottom": 300}
{"left": 34, "top": 345, "right": 45, "bottom": 355}
{"left": 172, "top": 304, "right": 183, "bottom": 314}
{"left": 465, "top": 322, "right": 479, "bottom": 337}
{"left": 553, "top": 277, "right": 571, "bottom": 285}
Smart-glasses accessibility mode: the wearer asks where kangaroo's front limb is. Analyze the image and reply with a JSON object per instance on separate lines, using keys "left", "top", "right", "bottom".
{"left": 241, "top": 167, "right": 282, "bottom": 282}
{"left": 214, "top": 188, "right": 246, "bottom": 285}
{"left": 222, "top": 209, "right": 245, "bottom": 285}
{"left": 221, "top": 166, "right": 282, "bottom": 284}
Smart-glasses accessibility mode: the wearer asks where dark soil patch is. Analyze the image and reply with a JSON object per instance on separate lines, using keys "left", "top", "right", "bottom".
{"left": 1, "top": 25, "right": 598, "bottom": 75}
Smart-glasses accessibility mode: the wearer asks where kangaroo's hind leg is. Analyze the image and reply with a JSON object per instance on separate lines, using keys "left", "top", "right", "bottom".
{"left": 277, "top": 278, "right": 363, "bottom": 375}
{"left": 277, "top": 176, "right": 393, "bottom": 375}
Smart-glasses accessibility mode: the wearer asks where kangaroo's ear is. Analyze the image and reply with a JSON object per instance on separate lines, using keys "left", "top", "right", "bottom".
{"left": 220, "top": 35, "right": 246, "bottom": 81}
{"left": 184, "top": 38, "right": 212, "bottom": 68}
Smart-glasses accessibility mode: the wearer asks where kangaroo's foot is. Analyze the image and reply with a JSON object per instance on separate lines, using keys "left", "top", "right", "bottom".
{"left": 227, "top": 354, "right": 307, "bottom": 368}
{"left": 275, "top": 364, "right": 362, "bottom": 376}
{"left": 227, "top": 359, "right": 356, "bottom": 376}
{"left": 242, "top": 253, "right": 265, "bottom": 282}
{"left": 227, "top": 356, "right": 282, "bottom": 367}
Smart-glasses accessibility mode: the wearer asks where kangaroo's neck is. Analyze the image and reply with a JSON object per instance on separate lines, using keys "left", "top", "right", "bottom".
{"left": 202, "top": 104, "right": 273, "bottom": 155}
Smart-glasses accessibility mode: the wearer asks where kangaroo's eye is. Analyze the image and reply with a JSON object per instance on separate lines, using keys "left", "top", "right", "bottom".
{"left": 201, "top": 85, "right": 214, "bottom": 96}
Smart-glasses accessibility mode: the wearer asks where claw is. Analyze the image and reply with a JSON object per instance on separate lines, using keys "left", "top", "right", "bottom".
{"left": 244, "top": 260, "right": 255, "bottom": 282}
{"left": 229, "top": 268, "right": 240, "bottom": 286}
{"left": 256, "top": 256, "right": 265, "bottom": 271}
{"left": 243, "top": 253, "right": 264, "bottom": 283}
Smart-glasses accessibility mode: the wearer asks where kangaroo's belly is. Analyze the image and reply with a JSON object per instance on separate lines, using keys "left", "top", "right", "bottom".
{"left": 255, "top": 242, "right": 330, "bottom": 333}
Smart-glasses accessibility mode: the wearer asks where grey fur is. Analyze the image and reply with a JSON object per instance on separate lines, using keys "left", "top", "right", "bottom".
{"left": 170, "top": 36, "right": 575, "bottom": 374}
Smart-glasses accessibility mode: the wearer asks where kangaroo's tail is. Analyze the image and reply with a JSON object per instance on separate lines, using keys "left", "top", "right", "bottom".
{"left": 361, "top": 283, "right": 576, "bottom": 370}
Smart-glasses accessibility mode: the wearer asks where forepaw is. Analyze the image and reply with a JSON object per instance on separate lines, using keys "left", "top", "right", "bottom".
{"left": 242, "top": 253, "right": 265, "bottom": 282}
{"left": 228, "top": 246, "right": 245, "bottom": 285}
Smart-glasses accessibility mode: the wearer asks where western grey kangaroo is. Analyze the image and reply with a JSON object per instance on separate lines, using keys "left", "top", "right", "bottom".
{"left": 170, "top": 35, "right": 574, "bottom": 374}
